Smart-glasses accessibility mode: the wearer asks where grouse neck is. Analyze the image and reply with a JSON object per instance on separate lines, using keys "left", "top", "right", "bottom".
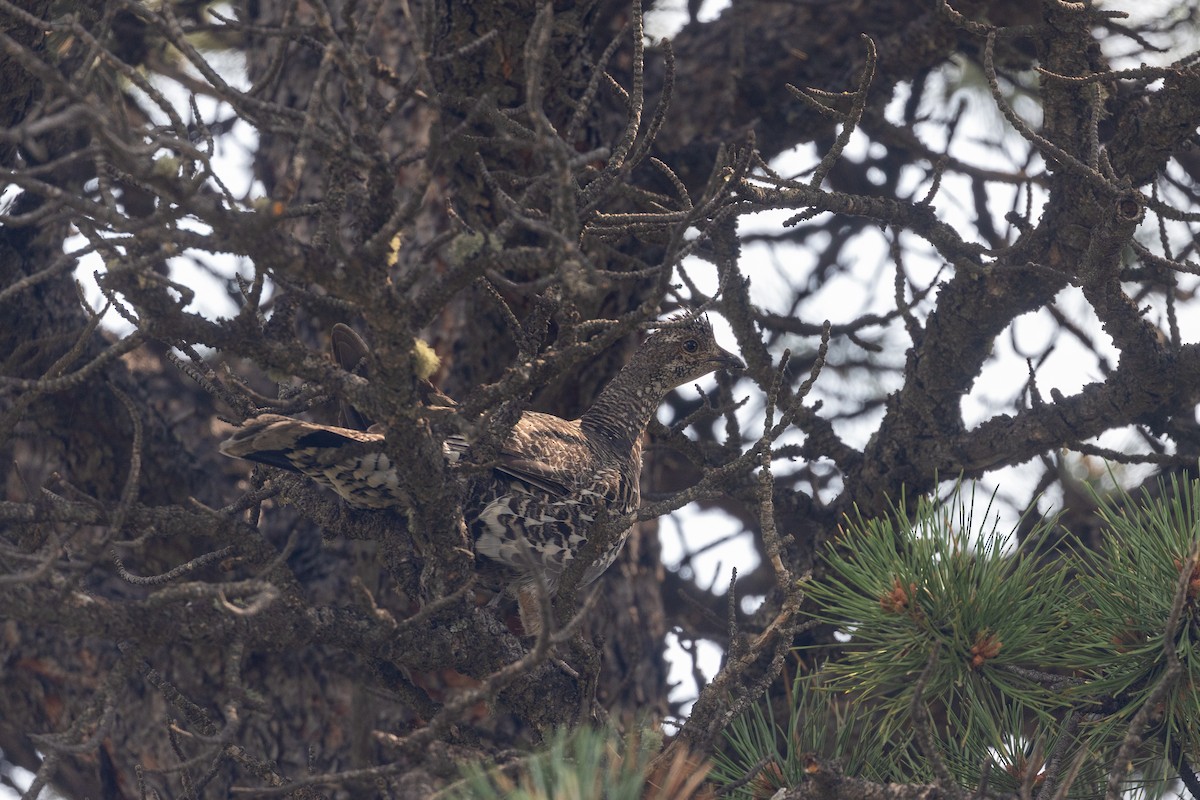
{"left": 581, "top": 365, "right": 662, "bottom": 453}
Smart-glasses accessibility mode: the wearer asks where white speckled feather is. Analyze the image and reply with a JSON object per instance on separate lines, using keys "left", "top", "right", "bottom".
{"left": 221, "top": 317, "right": 743, "bottom": 607}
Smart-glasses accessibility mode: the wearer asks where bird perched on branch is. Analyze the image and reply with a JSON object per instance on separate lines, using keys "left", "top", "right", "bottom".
{"left": 220, "top": 316, "right": 743, "bottom": 632}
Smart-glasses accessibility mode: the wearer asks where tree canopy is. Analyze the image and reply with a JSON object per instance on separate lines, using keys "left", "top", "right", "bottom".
{"left": 3, "top": 0, "right": 1200, "bottom": 797}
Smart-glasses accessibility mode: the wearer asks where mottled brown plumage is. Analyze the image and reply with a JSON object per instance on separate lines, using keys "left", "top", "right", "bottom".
{"left": 221, "top": 317, "right": 742, "bottom": 627}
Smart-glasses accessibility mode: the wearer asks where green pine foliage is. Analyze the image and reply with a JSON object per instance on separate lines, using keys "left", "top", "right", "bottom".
{"left": 1071, "top": 472, "right": 1200, "bottom": 790}
{"left": 712, "top": 670, "right": 927, "bottom": 797}
{"left": 809, "top": 487, "right": 1079, "bottom": 727}
{"left": 454, "top": 477, "right": 1200, "bottom": 799}
{"left": 451, "top": 722, "right": 712, "bottom": 800}
{"left": 716, "top": 477, "right": 1200, "bottom": 798}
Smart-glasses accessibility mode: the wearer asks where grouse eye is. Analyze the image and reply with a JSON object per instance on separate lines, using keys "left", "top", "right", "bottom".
{"left": 682, "top": 339, "right": 699, "bottom": 353}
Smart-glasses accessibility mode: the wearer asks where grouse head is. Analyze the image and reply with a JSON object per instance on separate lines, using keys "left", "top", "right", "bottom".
{"left": 632, "top": 315, "right": 744, "bottom": 396}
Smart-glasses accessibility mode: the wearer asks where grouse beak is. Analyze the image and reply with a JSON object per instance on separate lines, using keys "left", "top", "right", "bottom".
{"left": 712, "top": 348, "right": 745, "bottom": 372}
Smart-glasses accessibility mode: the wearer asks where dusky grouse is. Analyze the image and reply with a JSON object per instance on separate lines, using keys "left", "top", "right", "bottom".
{"left": 220, "top": 316, "right": 743, "bottom": 631}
